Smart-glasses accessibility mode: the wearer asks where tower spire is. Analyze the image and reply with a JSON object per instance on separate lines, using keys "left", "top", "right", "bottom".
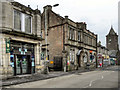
{"left": 111, "top": 25, "right": 113, "bottom": 30}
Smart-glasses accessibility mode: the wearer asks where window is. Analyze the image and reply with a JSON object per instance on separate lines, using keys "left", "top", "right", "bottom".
{"left": 69, "top": 28, "right": 72, "bottom": 39}
{"left": 41, "top": 53, "right": 44, "bottom": 60}
{"left": 69, "top": 27, "right": 75, "bottom": 40}
{"left": 84, "top": 35, "right": 88, "bottom": 44}
{"left": 14, "top": 10, "right": 32, "bottom": 33}
{"left": 25, "top": 15, "right": 31, "bottom": 33}
{"left": 109, "top": 39, "right": 111, "bottom": 42}
{"left": 72, "top": 29, "right": 75, "bottom": 40}
{"left": 84, "top": 53, "right": 87, "bottom": 63}
{"left": 78, "top": 31, "right": 81, "bottom": 41}
{"left": 90, "top": 38, "right": 92, "bottom": 45}
{"left": 14, "top": 10, "right": 21, "bottom": 30}
{"left": 69, "top": 49, "right": 75, "bottom": 63}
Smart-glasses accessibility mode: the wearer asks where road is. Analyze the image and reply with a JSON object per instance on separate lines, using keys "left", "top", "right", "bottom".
{"left": 4, "top": 66, "right": 119, "bottom": 88}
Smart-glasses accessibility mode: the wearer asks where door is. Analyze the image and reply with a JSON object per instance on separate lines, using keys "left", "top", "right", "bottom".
{"left": 15, "top": 55, "right": 31, "bottom": 75}
{"left": 27, "top": 55, "right": 32, "bottom": 74}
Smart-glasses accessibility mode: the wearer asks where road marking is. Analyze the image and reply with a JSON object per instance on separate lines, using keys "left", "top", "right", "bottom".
{"left": 89, "top": 80, "right": 95, "bottom": 87}
{"left": 102, "top": 76, "right": 104, "bottom": 79}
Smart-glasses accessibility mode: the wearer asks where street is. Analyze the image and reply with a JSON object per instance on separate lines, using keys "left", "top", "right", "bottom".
{"left": 4, "top": 66, "right": 119, "bottom": 88}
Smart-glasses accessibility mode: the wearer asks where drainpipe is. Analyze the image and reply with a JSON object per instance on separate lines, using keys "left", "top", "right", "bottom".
{"left": 96, "top": 34, "right": 98, "bottom": 68}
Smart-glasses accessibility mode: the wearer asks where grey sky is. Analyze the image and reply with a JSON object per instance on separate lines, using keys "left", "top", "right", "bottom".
{"left": 15, "top": 0, "right": 119, "bottom": 46}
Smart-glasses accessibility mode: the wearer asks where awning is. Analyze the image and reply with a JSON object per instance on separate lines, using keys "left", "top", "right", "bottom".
{"left": 77, "top": 50, "right": 82, "bottom": 56}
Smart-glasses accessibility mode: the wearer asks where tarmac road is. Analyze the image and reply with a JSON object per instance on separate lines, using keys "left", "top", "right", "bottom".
{"left": 4, "top": 66, "right": 119, "bottom": 88}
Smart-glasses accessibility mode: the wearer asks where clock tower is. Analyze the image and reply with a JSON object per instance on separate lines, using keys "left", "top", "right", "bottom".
{"left": 106, "top": 26, "right": 119, "bottom": 50}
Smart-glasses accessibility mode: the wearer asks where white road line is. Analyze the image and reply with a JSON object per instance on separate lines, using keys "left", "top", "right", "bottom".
{"left": 102, "top": 76, "right": 104, "bottom": 79}
{"left": 89, "top": 80, "right": 94, "bottom": 86}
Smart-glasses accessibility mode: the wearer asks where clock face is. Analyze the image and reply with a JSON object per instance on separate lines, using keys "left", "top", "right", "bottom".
{"left": 109, "top": 39, "right": 111, "bottom": 42}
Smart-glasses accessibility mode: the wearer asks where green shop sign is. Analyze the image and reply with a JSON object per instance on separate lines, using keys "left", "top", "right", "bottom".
{"left": 6, "top": 39, "right": 10, "bottom": 53}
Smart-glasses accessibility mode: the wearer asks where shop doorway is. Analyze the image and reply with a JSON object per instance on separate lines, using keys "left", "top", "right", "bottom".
{"left": 15, "top": 55, "right": 31, "bottom": 75}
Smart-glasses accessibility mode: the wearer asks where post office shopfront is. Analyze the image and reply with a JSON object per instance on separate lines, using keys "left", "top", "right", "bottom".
{"left": 10, "top": 40, "right": 35, "bottom": 75}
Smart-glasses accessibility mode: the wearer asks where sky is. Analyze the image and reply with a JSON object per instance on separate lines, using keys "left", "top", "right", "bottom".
{"left": 15, "top": 0, "right": 119, "bottom": 46}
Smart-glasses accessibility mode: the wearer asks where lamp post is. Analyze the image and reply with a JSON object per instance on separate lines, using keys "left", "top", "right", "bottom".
{"left": 44, "top": 4, "right": 59, "bottom": 74}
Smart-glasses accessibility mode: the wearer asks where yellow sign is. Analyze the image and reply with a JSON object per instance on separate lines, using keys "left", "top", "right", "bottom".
{"left": 50, "top": 61, "right": 54, "bottom": 64}
{"left": 46, "top": 57, "right": 48, "bottom": 60}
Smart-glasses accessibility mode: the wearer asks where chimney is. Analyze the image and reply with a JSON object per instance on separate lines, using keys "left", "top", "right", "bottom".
{"left": 76, "top": 22, "right": 87, "bottom": 29}
{"left": 43, "top": 5, "right": 52, "bottom": 11}
{"left": 64, "top": 16, "right": 68, "bottom": 23}
{"left": 65, "top": 16, "right": 68, "bottom": 19}
{"left": 28, "top": 5, "right": 31, "bottom": 8}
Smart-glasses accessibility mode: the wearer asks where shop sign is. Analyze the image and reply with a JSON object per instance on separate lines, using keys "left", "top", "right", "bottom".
{"left": 50, "top": 61, "right": 54, "bottom": 64}
{"left": 6, "top": 39, "right": 10, "bottom": 53}
{"left": 89, "top": 50, "right": 93, "bottom": 53}
{"left": 19, "top": 48, "right": 27, "bottom": 55}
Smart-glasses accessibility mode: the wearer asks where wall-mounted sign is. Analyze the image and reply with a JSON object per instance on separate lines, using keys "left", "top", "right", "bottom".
{"left": 19, "top": 48, "right": 27, "bottom": 55}
{"left": 6, "top": 39, "right": 10, "bottom": 53}
{"left": 89, "top": 50, "right": 93, "bottom": 53}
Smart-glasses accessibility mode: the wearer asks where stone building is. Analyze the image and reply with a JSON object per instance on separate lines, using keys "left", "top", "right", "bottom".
{"left": 0, "top": 1, "right": 43, "bottom": 79}
{"left": 41, "top": 5, "right": 97, "bottom": 71}
{"left": 106, "top": 26, "right": 119, "bottom": 65}
{"left": 97, "top": 41, "right": 110, "bottom": 67}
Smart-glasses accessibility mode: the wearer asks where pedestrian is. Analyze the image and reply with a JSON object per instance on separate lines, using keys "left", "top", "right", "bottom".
{"left": 100, "top": 63, "right": 102, "bottom": 67}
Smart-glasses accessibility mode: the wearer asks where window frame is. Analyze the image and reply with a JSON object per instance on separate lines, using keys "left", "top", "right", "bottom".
{"left": 13, "top": 9, "right": 32, "bottom": 34}
{"left": 13, "top": 10, "right": 22, "bottom": 31}
{"left": 78, "top": 31, "right": 81, "bottom": 41}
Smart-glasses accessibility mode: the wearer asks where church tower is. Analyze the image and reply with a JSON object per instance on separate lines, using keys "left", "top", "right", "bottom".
{"left": 106, "top": 26, "right": 119, "bottom": 51}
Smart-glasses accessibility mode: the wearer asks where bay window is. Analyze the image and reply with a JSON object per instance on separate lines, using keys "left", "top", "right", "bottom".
{"left": 14, "top": 10, "right": 32, "bottom": 33}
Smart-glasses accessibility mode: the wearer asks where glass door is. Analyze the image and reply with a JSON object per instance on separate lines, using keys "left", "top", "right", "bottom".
{"left": 22, "top": 56, "right": 27, "bottom": 74}
{"left": 16, "top": 55, "right": 21, "bottom": 75}
{"left": 15, "top": 55, "right": 28, "bottom": 75}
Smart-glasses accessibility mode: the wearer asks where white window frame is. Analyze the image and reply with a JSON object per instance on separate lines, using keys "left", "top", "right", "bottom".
{"left": 25, "top": 14, "right": 32, "bottom": 34}
{"left": 13, "top": 9, "right": 32, "bottom": 34}
{"left": 13, "top": 10, "right": 22, "bottom": 31}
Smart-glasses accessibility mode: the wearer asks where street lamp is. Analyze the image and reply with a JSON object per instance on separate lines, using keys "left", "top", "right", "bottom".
{"left": 44, "top": 4, "right": 59, "bottom": 74}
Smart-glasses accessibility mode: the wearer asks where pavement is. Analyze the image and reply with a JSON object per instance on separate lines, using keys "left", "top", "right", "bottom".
{"left": 1, "top": 65, "right": 114, "bottom": 87}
